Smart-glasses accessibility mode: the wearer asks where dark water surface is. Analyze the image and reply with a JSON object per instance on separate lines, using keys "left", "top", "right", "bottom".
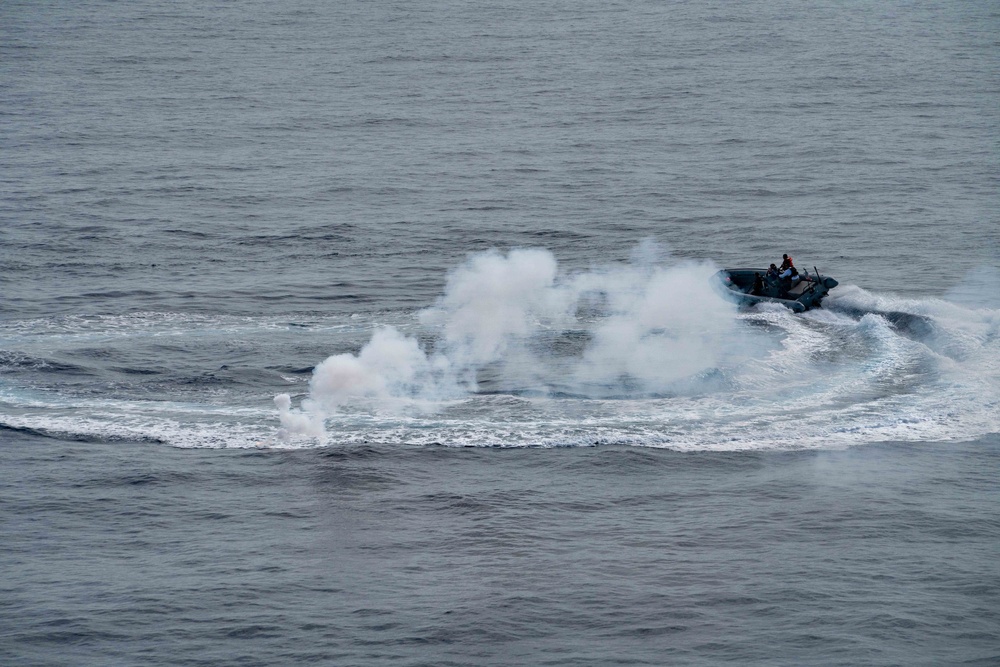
{"left": 2, "top": 0, "right": 999, "bottom": 664}
{"left": 4, "top": 433, "right": 999, "bottom": 666}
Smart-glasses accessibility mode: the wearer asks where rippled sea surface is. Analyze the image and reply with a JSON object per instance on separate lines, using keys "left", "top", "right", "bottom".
{"left": 2, "top": 0, "right": 999, "bottom": 664}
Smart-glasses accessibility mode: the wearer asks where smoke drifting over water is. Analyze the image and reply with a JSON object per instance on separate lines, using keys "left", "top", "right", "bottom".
{"left": 275, "top": 247, "right": 742, "bottom": 439}
{"left": 264, "top": 247, "right": 1000, "bottom": 449}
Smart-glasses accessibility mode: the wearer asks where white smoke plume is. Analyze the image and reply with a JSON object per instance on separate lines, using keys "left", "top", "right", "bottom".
{"left": 567, "top": 260, "right": 740, "bottom": 392}
{"left": 275, "top": 326, "right": 455, "bottom": 439}
{"left": 276, "top": 245, "right": 739, "bottom": 440}
{"left": 419, "top": 247, "right": 569, "bottom": 370}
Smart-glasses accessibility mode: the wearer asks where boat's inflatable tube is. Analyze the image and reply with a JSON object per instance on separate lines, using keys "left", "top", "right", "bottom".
{"left": 714, "top": 268, "right": 838, "bottom": 313}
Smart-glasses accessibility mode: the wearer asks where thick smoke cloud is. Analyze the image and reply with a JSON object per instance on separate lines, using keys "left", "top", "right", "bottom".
{"left": 420, "top": 248, "right": 567, "bottom": 370}
{"left": 275, "top": 246, "right": 737, "bottom": 440}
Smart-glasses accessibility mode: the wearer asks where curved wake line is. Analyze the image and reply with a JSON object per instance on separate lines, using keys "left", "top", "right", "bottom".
{"left": 1, "top": 389, "right": 989, "bottom": 451}
{"left": 2, "top": 249, "right": 997, "bottom": 450}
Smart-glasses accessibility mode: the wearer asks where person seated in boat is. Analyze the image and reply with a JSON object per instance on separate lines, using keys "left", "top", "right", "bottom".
{"left": 766, "top": 264, "right": 779, "bottom": 281}
{"left": 781, "top": 265, "right": 800, "bottom": 283}
{"left": 751, "top": 272, "right": 764, "bottom": 295}
{"left": 779, "top": 253, "right": 794, "bottom": 272}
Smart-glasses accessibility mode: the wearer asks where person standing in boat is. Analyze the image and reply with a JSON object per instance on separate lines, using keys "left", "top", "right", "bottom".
{"left": 779, "top": 253, "right": 800, "bottom": 283}
{"left": 751, "top": 272, "right": 764, "bottom": 295}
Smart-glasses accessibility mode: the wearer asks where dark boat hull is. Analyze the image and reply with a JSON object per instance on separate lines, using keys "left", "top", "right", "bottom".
{"left": 715, "top": 268, "right": 838, "bottom": 312}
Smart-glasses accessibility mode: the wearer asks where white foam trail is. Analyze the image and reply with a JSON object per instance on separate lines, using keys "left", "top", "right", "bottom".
{"left": 0, "top": 389, "right": 280, "bottom": 449}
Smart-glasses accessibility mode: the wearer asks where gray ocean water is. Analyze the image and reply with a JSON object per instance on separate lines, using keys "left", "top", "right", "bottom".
{"left": 2, "top": 0, "right": 999, "bottom": 665}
